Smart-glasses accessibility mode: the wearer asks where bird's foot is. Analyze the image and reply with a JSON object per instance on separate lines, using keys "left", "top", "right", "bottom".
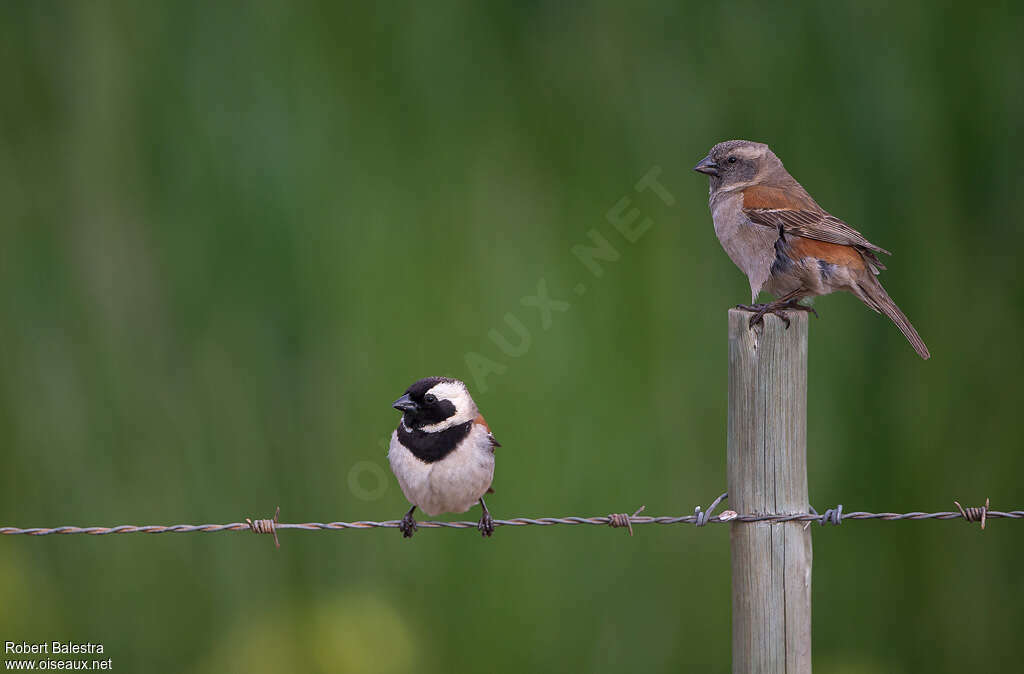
{"left": 736, "top": 303, "right": 769, "bottom": 314}
{"left": 477, "top": 511, "right": 495, "bottom": 538}
{"left": 781, "top": 300, "right": 819, "bottom": 319}
{"left": 399, "top": 510, "right": 418, "bottom": 539}
{"left": 736, "top": 301, "right": 817, "bottom": 329}
{"left": 737, "top": 303, "right": 791, "bottom": 329}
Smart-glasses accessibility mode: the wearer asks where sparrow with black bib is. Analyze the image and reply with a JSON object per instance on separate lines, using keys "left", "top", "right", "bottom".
{"left": 388, "top": 377, "right": 501, "bottom": 538}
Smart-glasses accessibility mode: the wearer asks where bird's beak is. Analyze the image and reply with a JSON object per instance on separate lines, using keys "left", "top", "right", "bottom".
{"left": 392, "top": 393, "right": 418, "bottom": 413}
{"left": 694, "top": 155, "right": 719, "bottom": 176}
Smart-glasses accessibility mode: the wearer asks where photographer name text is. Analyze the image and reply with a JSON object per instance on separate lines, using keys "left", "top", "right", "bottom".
{"left": 5, "top": 642, "right": 104, "bottom": 656}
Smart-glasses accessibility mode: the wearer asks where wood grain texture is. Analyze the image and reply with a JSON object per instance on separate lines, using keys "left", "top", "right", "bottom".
{"left": 727, "top": 309, "right": 812, "bottom": 674}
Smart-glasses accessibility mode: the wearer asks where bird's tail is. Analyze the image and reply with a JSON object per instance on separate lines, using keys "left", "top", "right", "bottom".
{"left": 855, "top": 277, "right": 931, "bottom": 360}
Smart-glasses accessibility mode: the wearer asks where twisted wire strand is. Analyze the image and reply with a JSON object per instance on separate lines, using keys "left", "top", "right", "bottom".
{"left": 3, "top": 503, "right": 1020, "bottom": 537}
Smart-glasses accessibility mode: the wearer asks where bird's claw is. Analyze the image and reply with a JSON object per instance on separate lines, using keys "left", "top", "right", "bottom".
{"left": 399, "top": 512, "right": 418, "bottom": 538}
{"left": 758, "top": 310, "right": 790, "bottom": 329}
{"left": 747, "top": 306, "right": 791, "bottom": 329}
{"left": 478, "top": 511, "right": 495, "bottom": 538}
{"left": 737, "top": 301, "right": 817, "bottom": 329}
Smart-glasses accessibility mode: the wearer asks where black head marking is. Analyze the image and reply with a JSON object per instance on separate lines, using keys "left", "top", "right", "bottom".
{"left": 405, "top": 376, "right": 456, "bottom": 399}
{"left": 399, "top": 377, "right": 460, "bottom": 429}
{"left": 397, "top": 421, "right": 472, "bottom": 463}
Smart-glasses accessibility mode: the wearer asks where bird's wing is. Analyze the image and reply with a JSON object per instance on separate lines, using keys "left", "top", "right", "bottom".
{"left": 741, "top": 185, "right": 891, "bottom": 262}
{"left": 473, "top": 414, "right": 501, "bottom": 448}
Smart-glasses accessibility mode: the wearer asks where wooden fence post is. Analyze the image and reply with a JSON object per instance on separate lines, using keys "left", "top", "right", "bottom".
{"left": 727, "top": 309, "right": 812, "bottom": 673}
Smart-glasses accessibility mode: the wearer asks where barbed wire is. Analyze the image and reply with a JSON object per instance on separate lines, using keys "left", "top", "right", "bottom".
{"left": 1, "top": 495, "right": 1017, "bottom": 545}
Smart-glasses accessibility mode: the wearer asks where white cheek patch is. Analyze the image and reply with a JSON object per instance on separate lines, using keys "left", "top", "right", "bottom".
{"left": 420, "top": 381, "right": 478, "bottom": 432}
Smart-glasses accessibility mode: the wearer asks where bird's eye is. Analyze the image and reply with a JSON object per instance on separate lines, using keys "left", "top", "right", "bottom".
{"left": 424, "top": 394, "right": 437, "bottom": 405}
{"left": 727, "top": 156, "right": 737, "bottom": 164}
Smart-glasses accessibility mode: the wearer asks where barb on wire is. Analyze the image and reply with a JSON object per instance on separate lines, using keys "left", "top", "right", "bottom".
{"left": 608, "top": 506, "right": 646, "bottom": 536}
{"left": 246, "top": 506, "right": 281, "bottom": 548}
{"left": 820, "top": 505, "right": 844, "bottom": 526}
{"left": 805, "top": 504, "right": 844, "bottom": 529}
{"left": 1, "top": 497, "right": 1017, "bottom": 539}
{"left": 954, "top": 498, "right": 990, "bottom": 530}
{"left": 694, "top": 492, "right": 728, "bottom": 527}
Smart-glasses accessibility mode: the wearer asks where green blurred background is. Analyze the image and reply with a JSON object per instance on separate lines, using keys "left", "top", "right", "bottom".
{"left": 1, "top": 2, "right": 1022, "bottom": 672}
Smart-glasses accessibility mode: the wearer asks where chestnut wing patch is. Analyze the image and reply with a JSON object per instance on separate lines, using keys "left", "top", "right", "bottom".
{"left": 741, "top": 184, "right": 817, "bottom": 212}
{"left": 787, "top": 236, "right": 866, "bottom": 270}
{"left": 473, "top": 414, "right": 501, "bottom": 448}
{"left": 742, "top": 185, "right": 890, "bottom": 263}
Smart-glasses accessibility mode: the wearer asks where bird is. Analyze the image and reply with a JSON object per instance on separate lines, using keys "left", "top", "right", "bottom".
{"left": 694, "top": 140, "right": 930, "bottom": 359}
{"left": 387, "top": 376, "right": 501, "bottom": 538}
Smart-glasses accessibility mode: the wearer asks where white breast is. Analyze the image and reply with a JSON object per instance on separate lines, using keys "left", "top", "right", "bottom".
{"left": 387, "top": 425, "right": 496, "bottom": 516}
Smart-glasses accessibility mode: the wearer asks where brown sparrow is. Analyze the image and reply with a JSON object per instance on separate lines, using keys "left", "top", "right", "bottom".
{"left": 695, "top": 140, "right": 929, "bottom": 359}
